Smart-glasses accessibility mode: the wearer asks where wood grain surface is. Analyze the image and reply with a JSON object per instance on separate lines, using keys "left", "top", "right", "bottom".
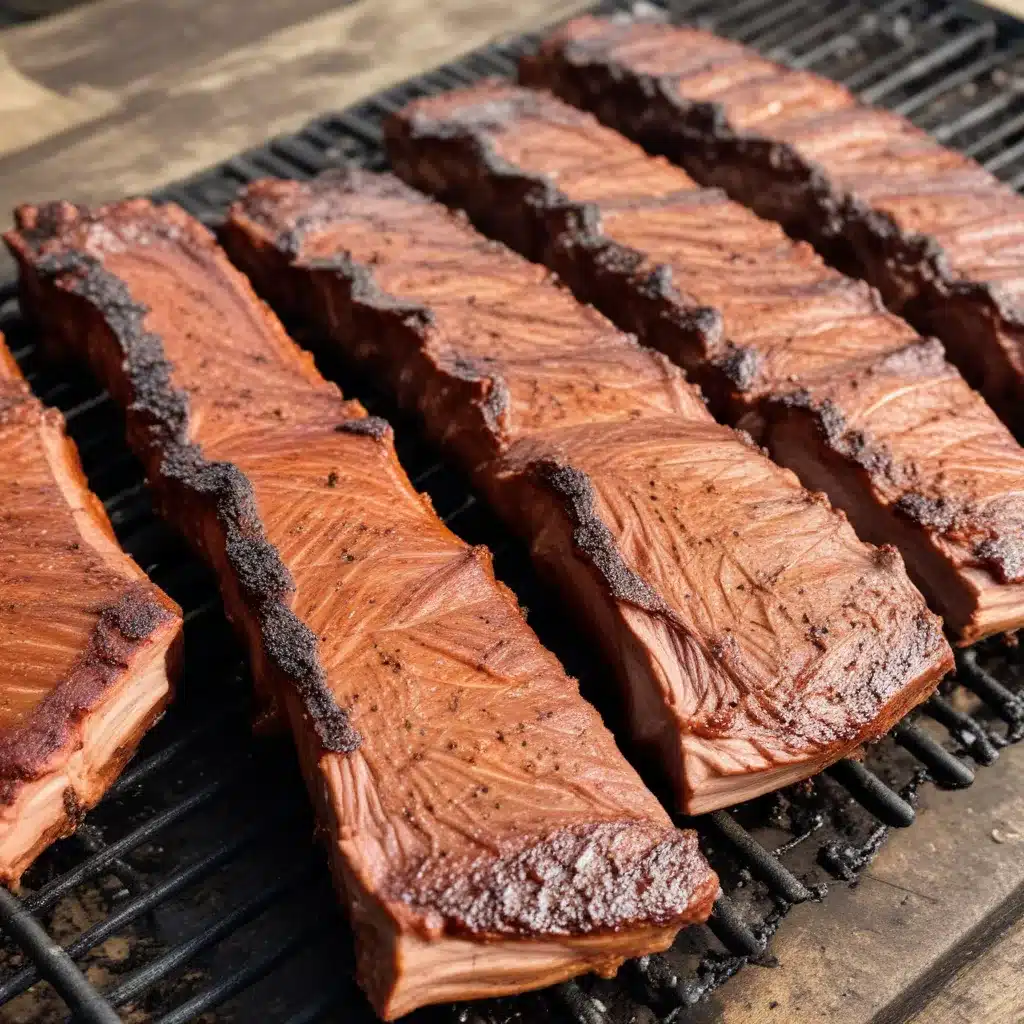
{"left": 0, "top": 0, "right": 588, "bottom": 218}
{"left": 909, "top": 917, "right": 1024, "bottom": 1024}
{"left": 1, "top": 1, "right": 1024, "bottom": 1022}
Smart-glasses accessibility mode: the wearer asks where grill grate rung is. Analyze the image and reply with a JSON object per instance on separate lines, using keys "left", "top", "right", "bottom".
{"left": 826, "top": 760, "right": 916, "bottom": 827}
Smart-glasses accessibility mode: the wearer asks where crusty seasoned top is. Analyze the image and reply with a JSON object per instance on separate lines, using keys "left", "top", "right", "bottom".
{"left": 390, "top": 83, "right": 1024, "bottom": 592}
{"left": 237, "top": 171, "right": 706, "bottom": 456}
{"left": 10, "top": 199, "right": 362, "bottom": 755}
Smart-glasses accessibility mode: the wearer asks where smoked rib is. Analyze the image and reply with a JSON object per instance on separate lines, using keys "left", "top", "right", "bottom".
{"left": 6, "top": 199, "right": 719, "bottom": 1019}
{"left": 387, "top": 83, "right": 1024, "bottom": 645}
{"left": 0, "top": 331, "right": 180, "bottom": 885}
{"left": 223, "top": 169, "right": 950, "bottom": 819}
{"left": 524, "top": 14, "right": 1024, "bottom": 431}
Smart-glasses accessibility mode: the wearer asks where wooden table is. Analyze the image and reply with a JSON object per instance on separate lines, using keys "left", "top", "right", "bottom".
{"left": 1, "top": 2, "right": 1024, "bottom": 1022}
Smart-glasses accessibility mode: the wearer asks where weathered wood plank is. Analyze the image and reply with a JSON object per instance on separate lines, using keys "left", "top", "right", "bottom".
{"left": 908, "top": 917, "right": 1024, "bottom": 1024}
{"left": 0, "top": 0, "right": 587, "bottom": 218}
{"left": 2, "top": 0, "right": 350, "bottom": 90}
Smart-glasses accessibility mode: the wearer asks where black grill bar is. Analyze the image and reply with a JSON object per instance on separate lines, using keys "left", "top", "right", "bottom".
{"left": 104, "top": 861, "right": 320, "bottom": 1007}
{"left": 854, "top": 21, "right": 994, "bottom": 99}
{"left": 956, "top": 649, "right": 1024, "bottom": 734}
{"left": 708, "top": 812, "right": 813, "bottom": 903}
{"left": 924, "top": 694, "right": 1000, "bottom": 765}
{"left": 24, "top": 776, "right": 236, "bottom": 915}
{"left": 1, "top": 2, "right": 1023, "bottom": 1022}
{"left": 555, "top": 980, "right": 608, "bottom": 1024}
{"left": 729, "top": 0, "right": 825, "bottom": 45}
{"left": 826, "top": 760, "right": 916, "bottom": 827}
{"left": 708, "top": 896, "right": 764, "bottom": 955}
{"left": 0, "top": 889, "right": 120, "bottom": 1024}
{"left": 152, "top": 918, "right": 334, "bottom": 1024}
{"left": 0, "top": 809, "right": 300, "bottom": 1003}
{"left": 782, "top": 0, "right": 918, "bottom": 68}
{"left": 892, "top": 720, "right": 976, "bottom": 786}
{"left": 963, "top": 107, "right": 1024, "bottom": 158}
{"left": 905, "top": 54, "right": 1016, "bottom": 125}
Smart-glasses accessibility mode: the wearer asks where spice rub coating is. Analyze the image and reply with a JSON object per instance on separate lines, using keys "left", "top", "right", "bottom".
{"left": 525, "top": 14, "right": 1024, "bottom": 431}
{"left": 0, "top": 332, "right": 180, "bottom": 885}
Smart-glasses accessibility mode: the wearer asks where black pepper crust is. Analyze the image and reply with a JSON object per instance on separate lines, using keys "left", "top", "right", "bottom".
{"left": 532, "top": 460, "right": 668, "bottom": 615}
{"left": 765, "top": 392, "right": 1024, "bottom": 585}
{"left": 226, "top": 172, "right": 688, "bottom": 619}
{"left": 0, "top": 584, "right": 176, "bottom": 800}
{"left": 334, "top": 415, "right": 392, "bottom": 440}
{"left": 387, "top": 820, "right": 716, "bottom": 938}
{"left": 522, "top": 21, "right": 1024, "bottom": 428}
{"left": 6, "top": 202, "right": 360, "bottom": 755}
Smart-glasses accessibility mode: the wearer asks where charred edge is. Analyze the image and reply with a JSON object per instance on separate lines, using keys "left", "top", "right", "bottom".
{"left": 772, "top": 389, "right": 899, "bottom": 485}
{"left": 16, "top": 207, "right": 359, "bottom": 755}
{"left": 386, "top": 820, "right": 716, "bottom": 938}
{"left": 0, "top": 583, "right": 173, "bottom": 792}
{"left": 533, "top": 458, "right": 667, "bottom": 615}
{"left": 893, "top": 492, "right": 960, "bottom": 532}
{"left": 265, "top": 183, "right": 511, "bottom": 446}
{"left": 893, "top": 494, "right": 1024, "bottom": 583}
{"left": 716, "top": 343, "right": 760, "bottom": 392}
{"left": 542, "top": 30, "right": 1024, "bottom": 334}
{"left": 974, "top": 537, "right": 1024, "bottom": 586}
{"left": 335, "top": 415, "right": 391, "bottom": 440}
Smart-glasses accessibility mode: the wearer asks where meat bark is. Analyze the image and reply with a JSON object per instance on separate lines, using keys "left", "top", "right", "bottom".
{"left": 386, "top": 83, "right": 1024, "bottom": 645}
{"left": 0, "top": 331, "right": 181, "bottom": 885}
{"left": 523, "top": 14, "right": 1024, "bottom": 432}
{"left": 223, "top": 170, "right": 950, "bottom": 822}
{"left": 6, "top": 199, "right": 718, "bottom": 1019}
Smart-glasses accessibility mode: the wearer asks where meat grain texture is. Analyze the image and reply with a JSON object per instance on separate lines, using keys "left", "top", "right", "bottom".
{"left": 387, "top": 80, "right": 1024, "bottom": 646}
{"left": 6, "top": 200, "right": 718, "bottom": 1019}
{"left": 0, "top": 332, "right": 181, "bottom": 885}
{"left": 223, "top": 170, "right": 951, "bottom": 821}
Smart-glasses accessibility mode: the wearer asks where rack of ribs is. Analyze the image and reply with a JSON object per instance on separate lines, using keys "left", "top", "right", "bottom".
{"left": 386, "top": 82, "right": 1024, "bottom": 646}
{"left": 525, "top": 13, "right": 1024, "bottom": 433}
{"left": 0, "top": 331, "right": 180, "bottom": 885}
{"left": 222, "top": 169, "right": 950, "bottom": 820}
{"left": 6, "top": 199, "right": 718, "bottom": 1019}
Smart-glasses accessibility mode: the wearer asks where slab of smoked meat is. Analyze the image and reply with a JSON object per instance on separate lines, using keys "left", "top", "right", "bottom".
{"left": 524, "top": 15, "right": 1024, "bottom": 433}
{"left": 387, "top": 83, "right": 1024, "bottom": 646}
{"left": 222, "top": 170, "right": 949, "bottom": 824}
{"left": 6, "top": 200, "right": 718, "bottom": 1019}
{"left": 0, "top": 332, "right": 180, "bottom": 885}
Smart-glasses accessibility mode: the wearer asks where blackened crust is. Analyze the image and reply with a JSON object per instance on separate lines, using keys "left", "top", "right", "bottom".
{"left": 0, "top": 584, "right": 174, "bottom": 798}
{"left": 533, "top": 460, "right": 668, "bottom": 615}
{"left": 335, "top": 416, "right": 392, "bottom": 441}
{"left": 388, "top": 820, "right": 716, "bottom": 937}
{"left": 6, "top": 202, "right": 359, "bottom": 755}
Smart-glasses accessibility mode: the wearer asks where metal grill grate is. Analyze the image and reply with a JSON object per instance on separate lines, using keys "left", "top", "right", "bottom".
{"left": 2, "top": 1, "right": 1024, "bottom": 1021}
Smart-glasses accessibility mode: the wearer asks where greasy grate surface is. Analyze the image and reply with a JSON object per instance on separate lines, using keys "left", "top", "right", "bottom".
{"left": 2, "top": 0, "right": 1024, "bottom": 1021}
